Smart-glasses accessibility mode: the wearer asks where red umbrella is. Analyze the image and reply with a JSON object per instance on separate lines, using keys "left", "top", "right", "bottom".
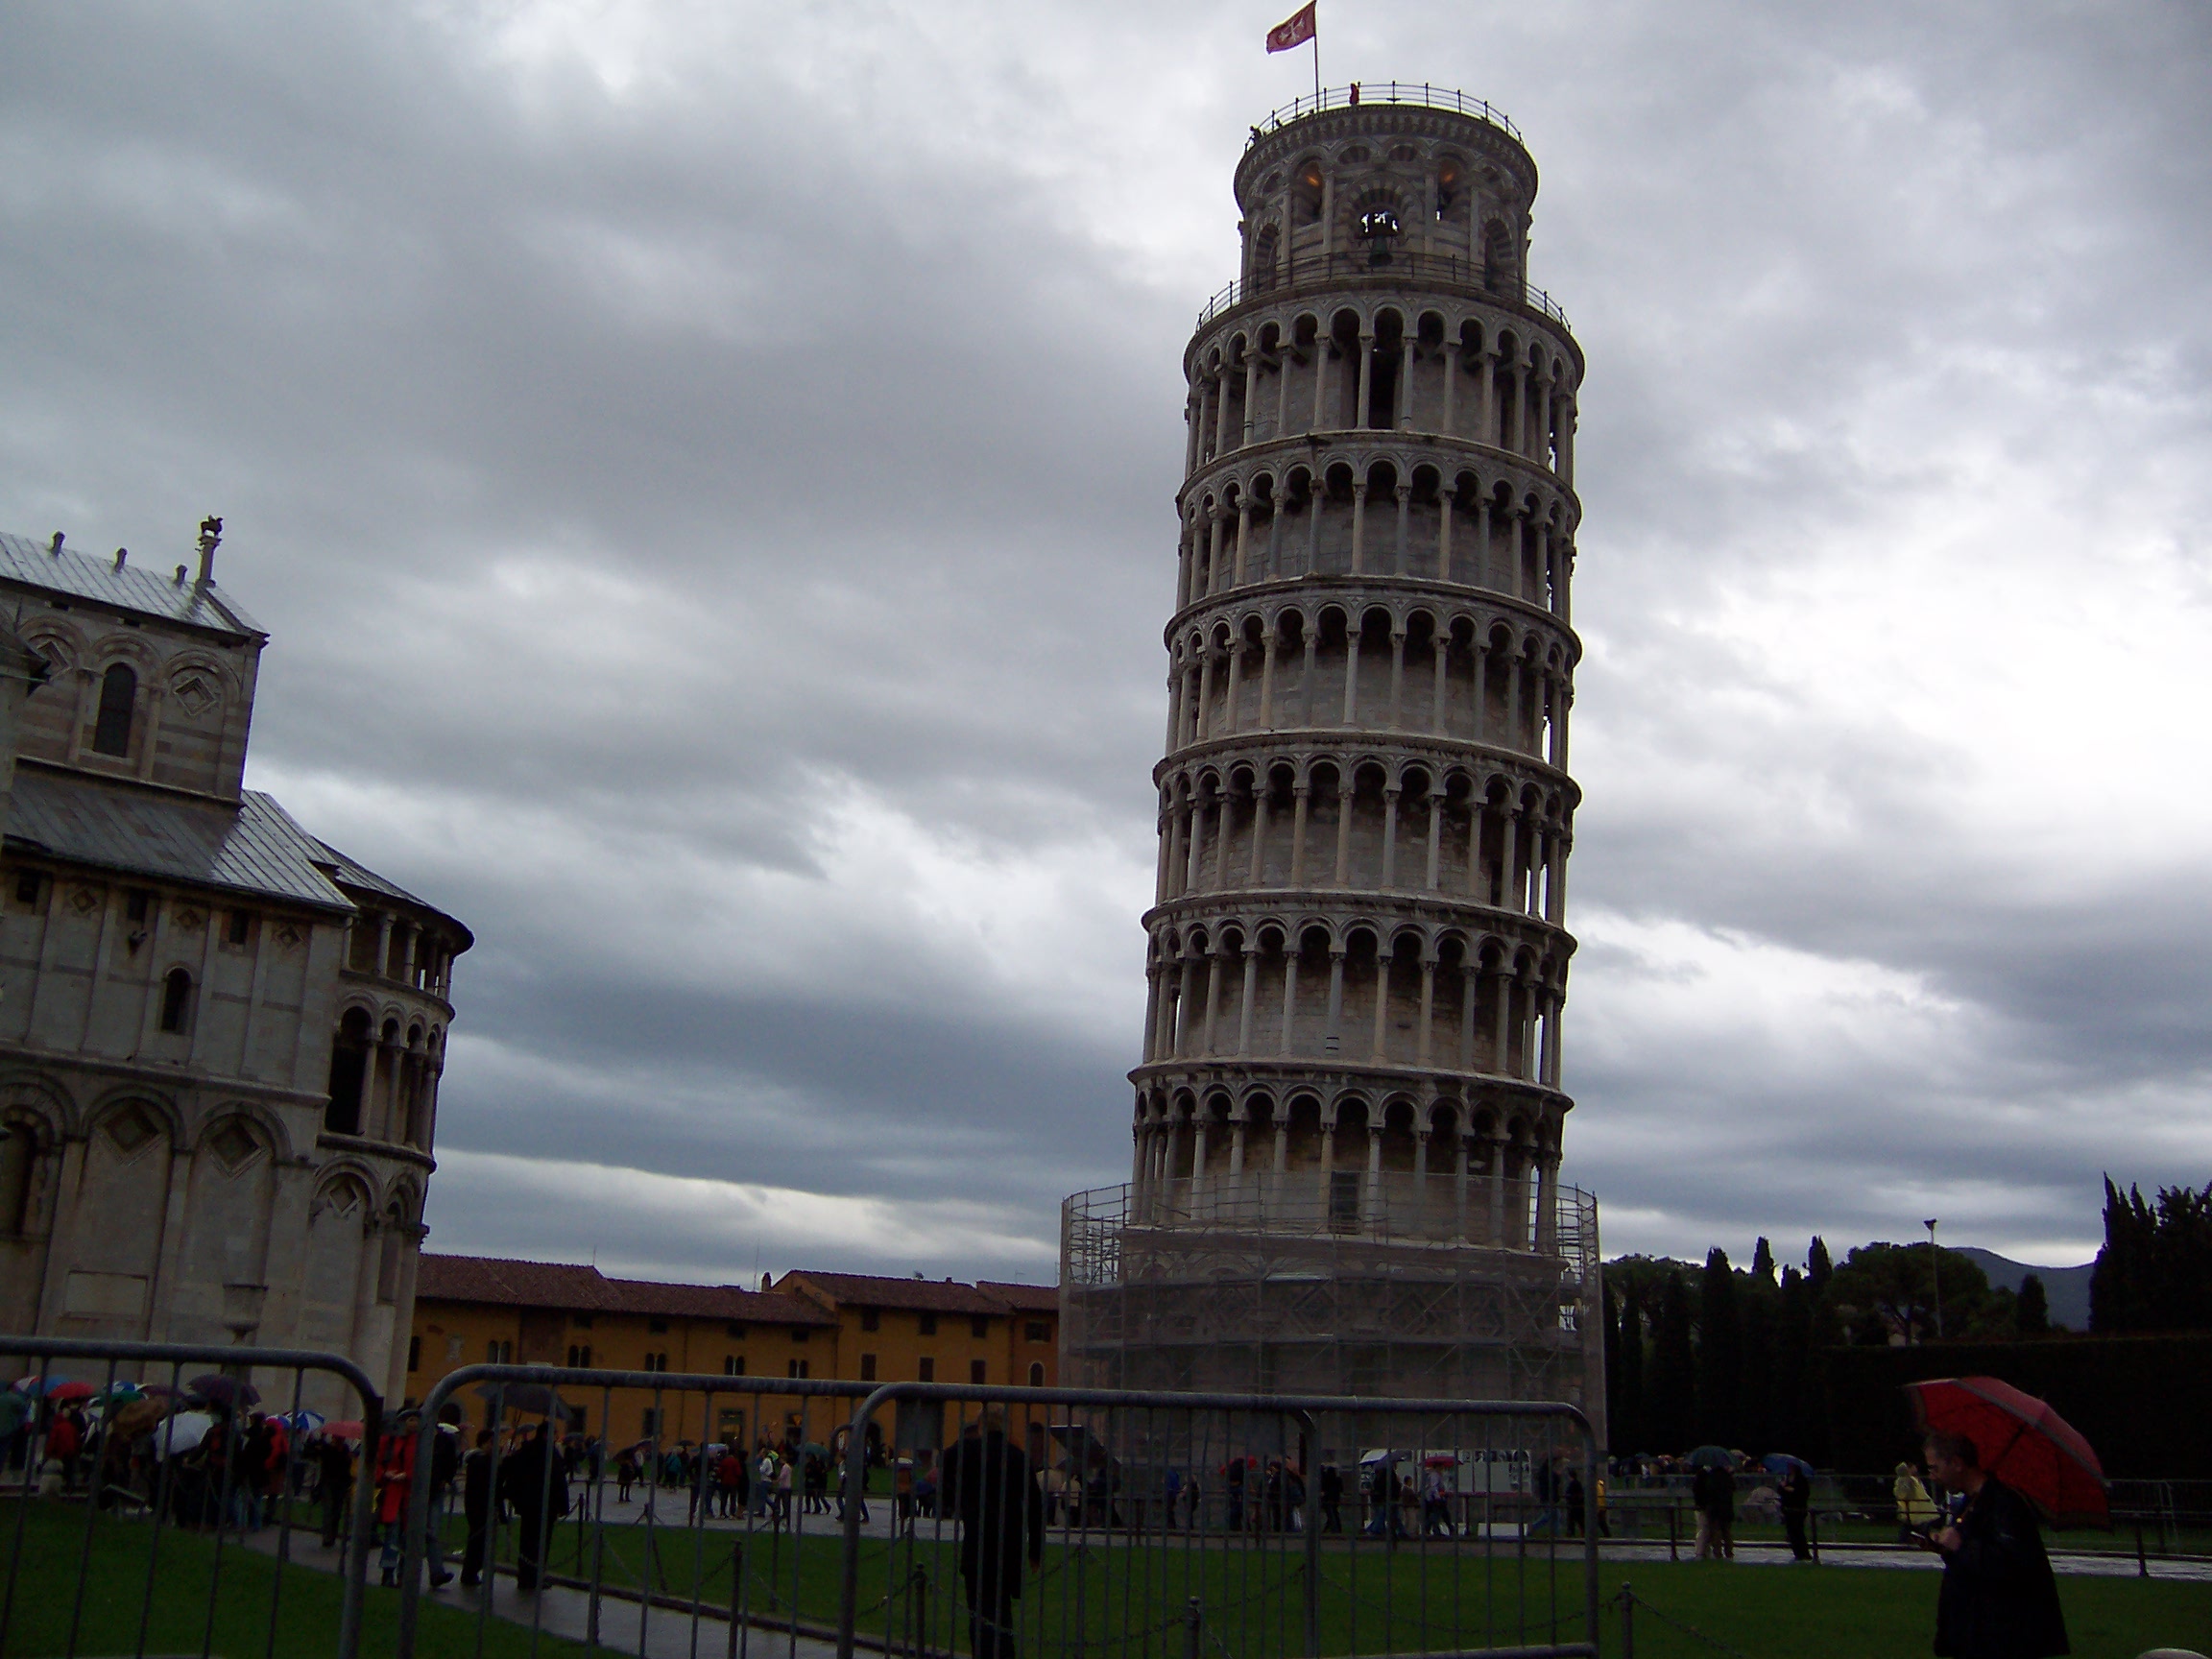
{"left": 46, "top": 1381, "right": 94, "bottom": 1403}
{"left": 324, "top": 1420, "right": 365, "bottom": 1440}
{"left": 1906, "top": 1376, "right": 2108, "bottom": 1527}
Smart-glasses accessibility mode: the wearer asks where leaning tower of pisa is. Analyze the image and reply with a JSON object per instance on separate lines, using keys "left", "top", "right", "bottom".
{"left": 1062, "top": 86, "right": 1600, "bottom": 1418}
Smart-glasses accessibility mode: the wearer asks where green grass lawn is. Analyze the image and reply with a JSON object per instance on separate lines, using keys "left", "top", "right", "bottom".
{"left": 0, "top": 1499, "right": 592, "bottom": 1658}
{"left": 2, "top": 1496, "right": 2203, "bottom": 1659}
{"left": 440, "top": 1508, "right": 2212, "bottom": 1659}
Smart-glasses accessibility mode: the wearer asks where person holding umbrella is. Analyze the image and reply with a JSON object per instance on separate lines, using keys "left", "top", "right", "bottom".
{"left": 374, "top": 1407, "right": 421, "bottom": 1587}
{"left": 1920, "top": 1429, "right": 2069, "bottom": 1658}
{"left": 500, "top": 1421, "right": 570, "bottom": 1591}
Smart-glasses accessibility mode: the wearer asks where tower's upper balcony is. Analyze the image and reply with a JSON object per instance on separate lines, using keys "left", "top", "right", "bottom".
{"left": 1197, "top": 84, "right": 1571, "bottom": 344}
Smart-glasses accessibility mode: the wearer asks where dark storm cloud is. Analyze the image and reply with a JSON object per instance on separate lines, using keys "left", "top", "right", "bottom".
{"left": 2, "top": 0, "right": 2208, "bottom": 1281}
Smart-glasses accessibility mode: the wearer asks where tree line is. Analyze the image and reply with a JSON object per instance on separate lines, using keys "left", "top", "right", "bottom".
{"left": 1605, "top": 1171, "right": 2211, "bottom": 1461}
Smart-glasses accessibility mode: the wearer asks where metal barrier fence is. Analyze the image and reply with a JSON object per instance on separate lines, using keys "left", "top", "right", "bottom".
{"left": 0, "top": 1333, "right": 384, "bottom": 1659}
{"left": 836, "top": 1383, "right": 1600, "bottom": 1659}
{"left": 396, "top": 1365, "right": 878, "bottom": 1658}
{"left": 392, "top": 1365, "right": 1599, "bottom": 1659}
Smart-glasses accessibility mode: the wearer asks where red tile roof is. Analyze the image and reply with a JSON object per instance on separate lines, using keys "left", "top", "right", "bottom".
{"left": 977, "top": 1282, "right": 1060, "bottom": 1312}
{"left": 415, "top": 1254, "right": 834, "bottom": 1326}
{"left": 776, "top": 1271, "right": 1016, "bottom": 1316}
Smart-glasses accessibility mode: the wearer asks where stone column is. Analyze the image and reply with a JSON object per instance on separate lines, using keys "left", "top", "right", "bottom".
{"left": 1354, "top": 331, "right": 1374, "bottom": 430}
{"left": 1237, "top": 944, "right": 1260, "bottom": 1055}
{"left": 1415, "top": 956, "right": 1436, "bottom": 1066}
{"left": 1220, "top": 639, "right": 1243, "bottom": 736}
{"left": 1369, "top": 947, "right": 1392, "bottom": 1062}
{"left": 1437, "top": 491, "right": 1455, "bottom": 583}
{"left": 1194, "top": 648, "right": 1215, "bottom": 741}
{"left": 1241, "top": 353, "right": 1261, "bottom": 445}
{"left": 1489, "top": 1133, "right": 1509, "bottom": 1246}
{"left": 1324, "top": 949, "right": 1346, "bottom": 1053}
{"left": 1248, "top": 784, "right": 1272, "bottom": 885}
{"left": 1278, "top": 949, "right": 1300, "bottom": 1056}
{"left": 1288, "top": 782, "right": 1310, "bottom": 883}
{"left": 1299, "top": 626, "right": 1318, "bottom": 724}
{"left": 1397, "top": 336, "right": 1416, "bottom": 429}
{"left": 1349, "top": 480, "right": 1367, "bottom": 573}
{"left": 1201, "top": 945, "right": 1228, "bottom": 1054}
{"left": 1334, "top": 776, "right": 1356, "bottom": 885}
{"left": 1380, "top": 785, "right": 1401, "bottom": 888}
{"left": 1458, "top": 965, "right": 1479, "bottom": 1069}
{"left": 1393, "top": 484, "right": 1410, "bottom": 574}
{"left": 1258, "top": 633, "right": 1279, "bottom": 729}
{"left": 1175, "top": 954, "right": 1199, "bottom": 1056}
{"left": 1425, "top": 785, "right": 1444, "bottom": 889}
{"left": 1234, "top": 500, "right": 1253, "bottom": 587}
{"left": 1341, "top": 627, "right": 1361, "bottom": 725}
{"left": 1431, "top": 635, "right": 1450, "bottom": 734}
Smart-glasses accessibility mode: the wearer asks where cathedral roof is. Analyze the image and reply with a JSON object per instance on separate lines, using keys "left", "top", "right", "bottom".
{"left": 0, "top": 530, "right": 263, "bottom": 637}
{"left": 6, "top": 764, "right": 353, "bottom": 912}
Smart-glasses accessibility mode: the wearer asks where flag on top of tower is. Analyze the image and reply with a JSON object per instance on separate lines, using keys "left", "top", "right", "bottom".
{"left": 1265, "top": 2, "right": 1316, "bottom": 53}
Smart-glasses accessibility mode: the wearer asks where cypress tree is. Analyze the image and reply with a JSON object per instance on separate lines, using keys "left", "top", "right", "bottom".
{"left": 1774, "top": 1265, "right": 1813, "bottom": 1455}
{"left": 1739, "top": 1274, "right": 1777, "bottom": 1453}
{"left": 1750, "top": 1236, "right": 1776, "bottom": 1285}
{"left": 1617, "top": 1289, "right": 1647, "bottom": 1453}
{"left": 1647, "top": 1272, "right": 1696, "bottom": 1454}
{"left": 1603, "top": 1278, "right": 1624, "bottom": 1455}
{"left": 2015, "top": 1274, "right": 2050, "bottom": 1335}
{"left": 1695, "top": 1248, "right": 1742, "bottom": 1447}
{"left": 1806, "top": 1235, "right": 1833, "bottom": 1296}
{"left": 2091, "top": 1175, "right": 2152, "bottom": 1333}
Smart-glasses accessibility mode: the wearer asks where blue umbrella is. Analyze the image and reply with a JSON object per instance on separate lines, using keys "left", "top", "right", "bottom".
{"left": 1760, "top": 1453, "right": 1815, "bottom": 1479}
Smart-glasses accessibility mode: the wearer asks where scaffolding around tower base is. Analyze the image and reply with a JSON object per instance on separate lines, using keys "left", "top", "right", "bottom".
{"left": 1060, "top": 1171, "right": 1605, "bottom": 1431}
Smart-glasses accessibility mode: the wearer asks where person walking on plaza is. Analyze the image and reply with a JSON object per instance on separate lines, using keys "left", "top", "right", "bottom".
{"left": 615, "top": 1447, "right": 637, "bottom": 1503}
{"left": 460, "top": 1430, "right": 494, "bottom": 1589}
{"left": 1919, "top": 1431, "right": 2069, "bottom": 1659}
{"left": 1778, "top": 1461, "right": 1814, "bottom": 1562}
{"left": 1895, "top": 1459, "right": 1939, "bottom": 1542}
{"left": 720, "top": 1445, "right": 748, "bottom": 1518}
{"left": 1318, "top": 1463, "right": 1343, "bottom": 1533}
{"left": 501, "top": 1422, "right": 570, "bottom": 1592}
{"left": 940, "top": 1409, "right": 1045, "bottom": 1659}
{"left": 1703, "top": 1459, "right": 1736, "bottom": 1560}
{"left": 317, "top": 1431, "right": 354, "bottom": 1550}
{"left": 373, "top": 1408, "right": 420, "bottom": 1588}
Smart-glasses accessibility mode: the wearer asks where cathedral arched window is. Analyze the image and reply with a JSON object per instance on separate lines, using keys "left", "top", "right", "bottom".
{"left": 157, "top": 968, "right": 194, "bottom": 1034}
{"left": 92, "top": 664, "right": 136, "bottom": 757}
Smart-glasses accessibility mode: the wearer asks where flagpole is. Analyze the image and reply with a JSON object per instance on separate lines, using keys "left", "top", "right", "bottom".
{"left": 1311, "top": 34, "right": 1321, "bottom": 105}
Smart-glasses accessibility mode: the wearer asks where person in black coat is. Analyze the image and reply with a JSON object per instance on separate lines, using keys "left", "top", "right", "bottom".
{"left": 1777, "top": 1461, "right": 1814, "bottom": 1562}
{"left": 460, "top": 1431, "right": 495, "bottom": 1589}
{"left": 499, "top": 1424, "right": 571, "bottom": 1591}
{"left": 316, "top": 1433, "right": 355, "bottom": 1550}
{"left": 938, "top": 1411, "right": 1045, "bottom": 1659}
{"left": 1922, "top": 1431, "right": 2069, "bottom": 1659}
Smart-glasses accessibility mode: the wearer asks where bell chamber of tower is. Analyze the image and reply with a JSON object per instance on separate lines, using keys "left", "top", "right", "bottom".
{"left": 1061, "top": 87, "right": 1602, "bottom": 1421}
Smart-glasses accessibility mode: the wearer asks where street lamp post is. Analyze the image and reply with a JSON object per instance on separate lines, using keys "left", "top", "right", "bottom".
{"left": 1923, "top": 1218, "right": 1942, "bottom": 1342}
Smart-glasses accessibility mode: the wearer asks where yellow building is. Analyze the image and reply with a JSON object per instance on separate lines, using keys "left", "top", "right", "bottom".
{"left": 771, "top": 1271, "right": 1060, "bottom": 1390}
{"left": 407, "top": 1256, "right": 1060, "bottom": 1450}
{"left": 408, "top": 1255, "right": 839, "bottom": 1448}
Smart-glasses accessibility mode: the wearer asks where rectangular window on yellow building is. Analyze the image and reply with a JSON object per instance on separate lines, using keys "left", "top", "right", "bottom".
{"left": 971, "top": 1316, "right": 989, "bottom": 1338}
{"left": 970, "top": 1359, "right": 986, "bottom": 1385}
{"left": 860, "top": 1308, "right": 879, "bottom": 1332}
{"left": 919, "top": 1358, "right": 934, "bottom": 1382}
{"left": 1025, "top": 1321, "right": 1049, "bottom": 1342}
{"left": 724, "top": 1356, "right": 745, "bottom": 1377}
{"left": 488, "top": 1339, "right": 513, "bottom": 1363}
{"left": 918, "top": 1313, "right": 937, "bottom": 1336}
{"left": 860, "top": 1354, "right": 877, "bottom": 1382}
{"left": 787, "top": 1358, "right": 808, "bottom": 1379}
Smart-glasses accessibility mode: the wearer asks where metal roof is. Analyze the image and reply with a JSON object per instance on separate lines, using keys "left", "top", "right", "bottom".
{"left": 5, "top": 766, "right": 352, "bottom": 912}
{"left": 0, "top": 530, "right": 264, "bottom": 637}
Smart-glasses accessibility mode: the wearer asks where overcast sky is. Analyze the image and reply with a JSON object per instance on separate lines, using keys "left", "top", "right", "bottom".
{"left": 4, "top": 0, "right": 2208, "bottom": 1286}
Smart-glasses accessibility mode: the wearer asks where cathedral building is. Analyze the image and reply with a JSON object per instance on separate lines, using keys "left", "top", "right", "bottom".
{"left": 0, "top": 524, "right": 469, "bottom": 1411}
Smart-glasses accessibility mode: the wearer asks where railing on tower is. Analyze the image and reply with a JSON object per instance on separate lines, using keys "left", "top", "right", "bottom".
{"left": 1196, "top": 251, "right": 1573, "bottom": 332}
{"left": 1249, "top": 84, "right": 1524, "bottom": 144}
{"left": 1064, "top": 1177, "right": 1599, "bottom": 1285}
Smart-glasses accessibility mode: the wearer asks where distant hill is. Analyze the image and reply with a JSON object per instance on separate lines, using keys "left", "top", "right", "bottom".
{"left": 1956, "top": 1247, "right": 2093, "bottom": 1331}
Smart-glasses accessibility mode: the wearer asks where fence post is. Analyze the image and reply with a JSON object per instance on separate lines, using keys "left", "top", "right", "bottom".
{"left": 1294, "top": 1409, "right": 1321, "bottom": 1658}
{"left": 1809, "top": 1504, "right": 1820, "bottom": 1565}
{"left": 838, "top": 1384, "right": 896, "bottom": 1659}
{"left": 729, "top": 1537, "right": 744, "bottom": 1659}
{"left": 1617, "top": 1582, "right": 1634, "bottom": 1659}
{"left": 2136, "top": 1518, "right": 2149, "bottom": 1579}
{"left": 1582, "top": 1428, "right": 1602, "bottom": 1656}
{"left": 1184, "top": 1596, "right": 1203, "bottom": 1659}
{"left": 1668, "top": 1497, "right": 1678, "bottom": 1560}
